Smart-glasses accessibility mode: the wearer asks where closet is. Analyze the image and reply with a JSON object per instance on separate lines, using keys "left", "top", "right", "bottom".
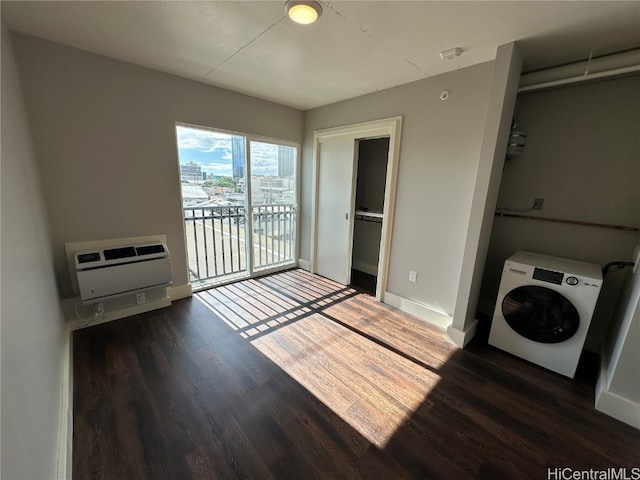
{"left": 351, "top": 138, "right": 390, "bottom": 293}
{"left": 312, "top": 116, "right": 402, "bottom": 301}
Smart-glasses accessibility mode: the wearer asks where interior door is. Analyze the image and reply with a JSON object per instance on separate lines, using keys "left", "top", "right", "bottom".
{"left": 315, "top": 139, "right": 357, "bottom": 285}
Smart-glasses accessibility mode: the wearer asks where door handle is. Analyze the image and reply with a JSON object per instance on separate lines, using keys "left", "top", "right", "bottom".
{"left": 345, "top": 212, "right": 349, "bottom": 220}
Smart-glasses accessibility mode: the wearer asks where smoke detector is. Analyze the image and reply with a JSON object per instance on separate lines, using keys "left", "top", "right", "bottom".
{"left": 440, "top": 47, "right": 463, "bottom": 60}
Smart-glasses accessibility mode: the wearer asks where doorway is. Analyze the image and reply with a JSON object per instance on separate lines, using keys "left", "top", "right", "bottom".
{"left": 351, "top": 137, "right": 390, "bottom": 294}
{"left": 311, "top": 117, "right": 402, "bottom": 301}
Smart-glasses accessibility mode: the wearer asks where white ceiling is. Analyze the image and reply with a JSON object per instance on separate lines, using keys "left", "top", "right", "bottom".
{"left": 2, "top": 1, "right": 639, "bottom": 110}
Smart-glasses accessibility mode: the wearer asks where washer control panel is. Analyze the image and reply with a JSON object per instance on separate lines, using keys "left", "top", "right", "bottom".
{"left": 532, "top": 267, "right": 563, "bottom": 285}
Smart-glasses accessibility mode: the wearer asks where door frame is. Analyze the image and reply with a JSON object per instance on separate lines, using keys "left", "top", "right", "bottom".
{"left": 311, "top": 116, "right": 403, "bottom": 301}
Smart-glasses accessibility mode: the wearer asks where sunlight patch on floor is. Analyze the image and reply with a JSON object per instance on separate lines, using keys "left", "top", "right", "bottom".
{"left": 193, "top": 270, "right": 457, "bottom": 447}
{"left": 251, "top": 313, "right": 443, "bottom": 448}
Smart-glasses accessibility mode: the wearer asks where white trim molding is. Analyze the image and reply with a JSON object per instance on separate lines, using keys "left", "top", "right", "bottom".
{"left": 57, "top": 321, "right": 73, "bottom": 479}
{"left": 311, "top": 116, "right": 403, "bottom": 302}
{"left": 297, "top": 258, "right": 311, "bottom": 271}
{"left": 64, "top": 291, "right": 172, "bottom": 331}
{"left": 168, "top": 283, "right": 193, "bottom": 301}
{"left": 446, "top": 320, "right": 479, "bottom": 348}
{"left": 596, "top": 354, "right": 640, "bottom": 429}
{"left": 383, "top": 291, "right": 451, "bottom": 330}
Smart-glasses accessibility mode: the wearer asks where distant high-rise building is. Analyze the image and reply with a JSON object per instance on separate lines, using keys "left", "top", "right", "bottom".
{"left": 278, "top": 145, "right": 295, "bottom": 178}
{"left": 231, "top": 136, "right": 245, "bottom": 179}
{"left": 180, "top": 161, "right": 201, "bottom": 182}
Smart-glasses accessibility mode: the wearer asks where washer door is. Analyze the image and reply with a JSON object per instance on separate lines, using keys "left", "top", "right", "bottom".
{"left": 502, "top": 286, "right": 580, "bottom": 343}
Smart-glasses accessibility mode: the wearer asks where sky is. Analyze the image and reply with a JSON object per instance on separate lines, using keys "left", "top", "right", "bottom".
{"left": 176, "top": 125, "right": 287, "bottom": 177}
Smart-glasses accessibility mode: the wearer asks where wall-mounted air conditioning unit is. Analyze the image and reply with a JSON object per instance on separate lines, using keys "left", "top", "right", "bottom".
{"left": 75, "top": 242, "right": 172, "bottom": 304}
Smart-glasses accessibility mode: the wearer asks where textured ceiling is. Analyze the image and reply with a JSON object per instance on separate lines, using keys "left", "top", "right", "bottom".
{"left": 3, "top": 1, "right": 639, "bottom": 110}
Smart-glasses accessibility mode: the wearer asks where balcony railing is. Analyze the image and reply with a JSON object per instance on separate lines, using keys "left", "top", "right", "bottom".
{"left": 184, "top": 204, "right": 296, "bottom": 286}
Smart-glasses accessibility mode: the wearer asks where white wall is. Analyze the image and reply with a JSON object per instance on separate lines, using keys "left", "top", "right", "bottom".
{"left": 479, "top": 75, "right": 640, "bottom": 350}
{"left": 303, "top": 62, "right": 494, "bottom": 317}
{"left": 11, "top": 32, "right": 304, "bottom": 298}
{"left": 1, "top": 24, "right": 67, "bottom": 480}
{"left": 608, "top": 287, "right": 640, "bottom": 402}
{"left": 596, "top": 243, "right": 640, "bottom": 428}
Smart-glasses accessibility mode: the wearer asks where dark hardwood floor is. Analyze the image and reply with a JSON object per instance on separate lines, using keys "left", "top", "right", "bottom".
{"left": 73, "top": 269, "right": 640, "bottom": 479}
{"left": 349, "top": 269, "right": 377, "bottom": 295}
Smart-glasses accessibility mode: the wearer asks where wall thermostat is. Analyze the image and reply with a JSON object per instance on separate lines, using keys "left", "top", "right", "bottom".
{"left": 440, "top": 91, "right": 449, "bottom": 101}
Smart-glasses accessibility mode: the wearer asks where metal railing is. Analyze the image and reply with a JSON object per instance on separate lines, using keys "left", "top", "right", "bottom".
{"left": 184, "top": 204, "right": 296, "bottom": 284}
{"left": 252, "top": 204, "right": 296, "bottom": 271}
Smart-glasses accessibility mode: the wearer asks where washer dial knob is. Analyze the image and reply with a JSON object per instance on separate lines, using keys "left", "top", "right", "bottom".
{"left": 566, "top": 276, "right": 579, "bottom": 286}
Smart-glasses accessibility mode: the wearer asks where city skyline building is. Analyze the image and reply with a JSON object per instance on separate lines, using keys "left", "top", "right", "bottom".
{"left": 231, "top": 135, "right": 245, "bottom": 179}
{"left": 180, "top": 161, "right": 202, "bottom": 182}
{"left": 277, "top": 145, "right": 295, "bottom": 178}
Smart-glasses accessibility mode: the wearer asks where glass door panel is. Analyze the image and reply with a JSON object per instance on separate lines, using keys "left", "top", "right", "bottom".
{"left": 248, "top": 141, "right": 297, "bottom": 271}
{"left": 176, "top": 125, "right": 248, "bottom": 287}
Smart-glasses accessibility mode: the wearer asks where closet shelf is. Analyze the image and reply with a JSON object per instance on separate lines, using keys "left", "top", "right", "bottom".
{"left": 355, "top": 209, "right": 384, "bottom": 219}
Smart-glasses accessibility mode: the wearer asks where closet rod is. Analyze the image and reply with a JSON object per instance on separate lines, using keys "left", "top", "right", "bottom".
{"left": 495, "top": 212, "right": 638, "bottom": 232}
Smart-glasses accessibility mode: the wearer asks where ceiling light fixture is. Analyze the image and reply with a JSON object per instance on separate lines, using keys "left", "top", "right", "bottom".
{"left": 285, "top": 1, "right": 322, "bottom": 25}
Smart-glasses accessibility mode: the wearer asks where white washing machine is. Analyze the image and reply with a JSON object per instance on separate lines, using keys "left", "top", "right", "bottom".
{"left": 488, "top": 251, "right": 602, "bottom": 378}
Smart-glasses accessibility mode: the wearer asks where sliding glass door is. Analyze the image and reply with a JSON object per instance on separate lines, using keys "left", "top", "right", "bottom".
{"left": 175, "top": 124, "right": 298, "bottom": 289}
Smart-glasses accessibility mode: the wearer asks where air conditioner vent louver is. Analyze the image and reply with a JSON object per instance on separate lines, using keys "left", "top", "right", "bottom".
{"left": 135, "top": 244, "right": 165, "bottom": 256}
{"left": 77, "top": 252, "right": 101, "bottom": 264}
{"left": 104, "top": 246, "right": 137, "bottom": 260}
{"left": 74, "top": 242, "right": 172, "bottom": 304}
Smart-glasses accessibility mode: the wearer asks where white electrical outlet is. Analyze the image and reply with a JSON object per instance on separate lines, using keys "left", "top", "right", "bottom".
{"left": 409, "top": 270, "right": 417, "bottom": 283}
{"left": 136, "top": 292, "right": 146, "bottom": 305}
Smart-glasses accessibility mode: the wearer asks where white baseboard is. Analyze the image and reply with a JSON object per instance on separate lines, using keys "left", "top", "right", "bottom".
{"left": 64, "top": 295, "right": 172, "bottom": 331}
{"left": 168, "top": 283, "right": 193, "bottom": 300}
{"left": 596, "top": 353, "right": 640, "bottom": 429}
{"left": 446, "top": 320, "right": 479, "bottom": 348}
{"left": 352, "top": 260, "right": 378, "bottom": 277}
{"left": 297, "top": 258, "right": 311, "bottom": 271}
{"left": 57, "top": 320, "right": 73, "bottom": 479}
{"left": 74, "top": 298, "right": 171, "bottom": 330}
{"left": 383, "top": 291, "right": 451, "bottom": 330}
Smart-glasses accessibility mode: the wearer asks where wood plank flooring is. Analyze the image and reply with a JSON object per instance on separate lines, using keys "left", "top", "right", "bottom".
{"left": 73, "top": 269, "right": 640, "bottom": 479}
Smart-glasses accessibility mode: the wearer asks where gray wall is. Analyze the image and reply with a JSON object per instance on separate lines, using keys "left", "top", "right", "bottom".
{"left": 479, "top": 75, "right": 640, "bottom": 350}
{"left": 11, "top": 33, "right": 304, "bottom": 298}
{"left": 303, "top": 62, "right": 494, "bottom": 316}
{"left": 1, "top": 24, "right": 66, "bottom": 480}
{"left": 451, "top": 43, "right": 522, "bottom": 341}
